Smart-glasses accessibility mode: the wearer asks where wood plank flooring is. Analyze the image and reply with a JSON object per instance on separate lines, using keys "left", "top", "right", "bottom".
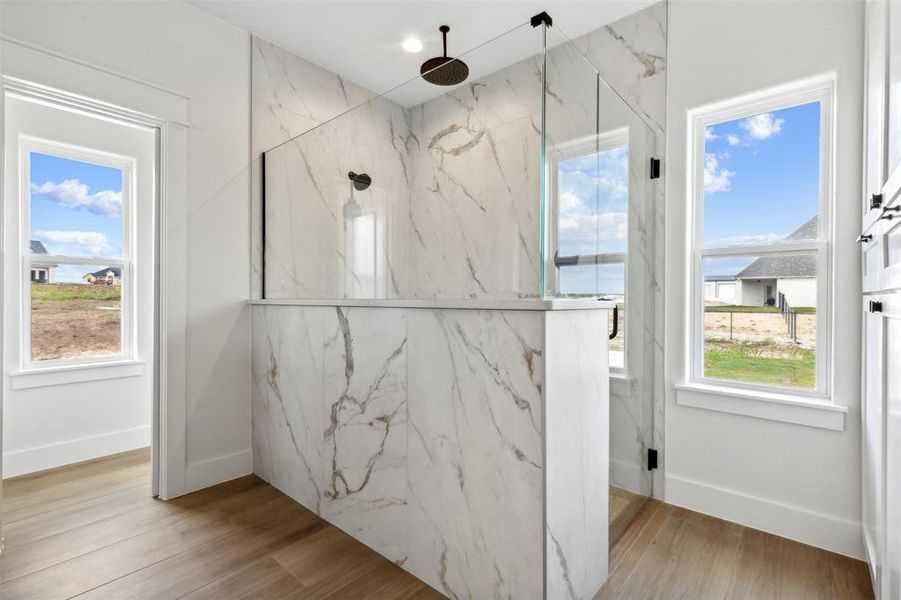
{"left": 1, "top": 450, "right": 873, "bottom": 599}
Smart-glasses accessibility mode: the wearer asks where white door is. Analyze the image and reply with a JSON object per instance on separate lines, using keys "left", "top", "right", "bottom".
{"left": 863, "top": 297, "right": 886, "bottom": 596}
{"left": 884, "top": 294, "right": 901, "bottom": 600}
{"left": 2, "top": 92, "right": 156, "bottom": 478}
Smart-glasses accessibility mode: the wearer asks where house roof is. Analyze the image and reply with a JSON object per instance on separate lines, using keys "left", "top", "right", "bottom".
{"left": 30, "top": 240, "right": 49, "bottom": 254}
{"left": 736, "top": 217, "right": 817, "bottom": 279}
{"left": 86, "top": 266, "right": 122, "bottom": 278}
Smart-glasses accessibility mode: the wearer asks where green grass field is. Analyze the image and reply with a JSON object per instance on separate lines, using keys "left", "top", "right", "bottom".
{"left": 705, "top": 305, "right": 816, "bottom": 314}
{"left": 704, "top": 341, "right": 815, "bottom": 389}
{"left": 32, "top": 282, "right": 121, "bottom": 302}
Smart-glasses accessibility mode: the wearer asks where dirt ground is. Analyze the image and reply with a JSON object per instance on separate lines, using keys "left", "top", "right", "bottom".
{"left": 31, "top": 298, "right": 121, "bottom": 361}
{"left": 704, "top": 311, "right": 816, "bottom": 349}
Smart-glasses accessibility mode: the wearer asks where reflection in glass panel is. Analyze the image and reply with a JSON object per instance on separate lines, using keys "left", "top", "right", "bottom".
{"left": 702, "top": 254, "right": 817, "bottom": 389}
{"left": 703, "top": 102, "right": 820, "bottom": 247}
{"left": 557, "top": 143, "right": 629, "bottom": 257}
{"left": 29, "top": 152, "right": 124, "bottom": 259}
{"left": 560, "top": 262, "right": 625, "bottom": 369}
{"left": 31, "top": 264, "right": 122, "bottom": 362}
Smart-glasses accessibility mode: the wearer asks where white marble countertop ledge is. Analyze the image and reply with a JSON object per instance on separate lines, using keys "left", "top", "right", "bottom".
{"left": 248, "top": 297, "right": 616, "bottom": 311}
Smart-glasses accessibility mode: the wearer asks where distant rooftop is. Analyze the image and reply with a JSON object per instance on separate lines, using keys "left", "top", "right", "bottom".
{"left": 30, "top": 240, "right": 48, "bottom": 254}
{"left": 736, "top": 217, "right": 817, "bottom": 279}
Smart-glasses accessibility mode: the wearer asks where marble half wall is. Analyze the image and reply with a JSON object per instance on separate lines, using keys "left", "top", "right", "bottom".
{"left": 252, "top": 304, "right": 610, "bottom": 598}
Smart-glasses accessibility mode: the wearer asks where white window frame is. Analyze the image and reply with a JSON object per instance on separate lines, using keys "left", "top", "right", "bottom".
{"left": 686, "top": 74, "right": 835, "bottom": 400}
{"left": 19, "top": 136, "right": 135, "bottom": 369}
{"left": 550, "top": 126, "right": 629, "bottom": 373}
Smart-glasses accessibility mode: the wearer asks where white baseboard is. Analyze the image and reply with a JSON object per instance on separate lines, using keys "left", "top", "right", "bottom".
{"left": 611, "top": 458, "right": 644, "bottom": 494}
{"left": 666, "top": 474, "right": 864, "bottom": 560}
{"left": 3, "top": 425, "right": 150, "bottom": 478}
{"left": 185, "top": 448, "right": 253, "bottom": 493}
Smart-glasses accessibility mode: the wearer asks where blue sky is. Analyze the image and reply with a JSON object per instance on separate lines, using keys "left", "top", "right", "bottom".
{"left": 557, "top": 144, "right": 628, "bottom": 295}
{"left": 29, "top": 152, "right": 123, "bottom": 283}
{"left": 702, "top": 101, "right": 820, "bottom": 275}
{"left": 556, "top": 101, "right": 821, "bottom": 291}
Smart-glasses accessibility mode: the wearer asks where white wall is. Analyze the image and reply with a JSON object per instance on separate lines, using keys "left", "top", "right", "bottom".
{"left": 738, "top": 279, "right": 769, "bottom": 306}
{"left": 0, "top": 1, "right": 252, "bottom": 491}
{"left": 778, "top": 278, "right": 818, "bottom": 308}
{"left": 665, "top": 0, "right": 864, "bottom": 558}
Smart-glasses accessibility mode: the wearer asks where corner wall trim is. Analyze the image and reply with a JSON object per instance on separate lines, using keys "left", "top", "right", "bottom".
{"left": 665, "top": 473, "right": 864, "bottom": 560}
{"left": 185, "top": 448, "right": 253, "bottom": 493}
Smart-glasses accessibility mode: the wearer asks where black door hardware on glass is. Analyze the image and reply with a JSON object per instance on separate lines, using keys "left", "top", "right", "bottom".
{"left": 869, "top": 300, "right": 883, "bottom": 313}
{"left": 879, "top": 206, "right": 900, "bottom": 220}
{"left": 650, "top": 157, "right": 661, "bottom": 180}
{"left": 530, "top": 11, "right": 552, "bottom": 27}
{"left": 857, "top": 233, "right": 874, "bottom": 243}
{"left": 870, "top": 193, "right": 883, "bottom": 210}
{"left": 647, "top": 448, "right": 658, "bottom": 471}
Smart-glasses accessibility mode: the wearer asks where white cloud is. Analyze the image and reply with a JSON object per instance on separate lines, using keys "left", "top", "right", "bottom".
{"left": 703, "top": 153, "right": 735, "bottom": 194}
{"left": 713, "top": 232, "right": 783, "bottom": 245}
{"left": 705, "top": 127, "right": 718, "bottom": 141}
{"left": 559, "top": 191, "right": 582, "bottom": 212}
{"left": 727, "top": 134, "right": 741, "bottom": 146}
{"left": 740, "top": 112, "right": 784, "bottom": 140}
{"left": 31, "top": 179, "right": 122, "bottom": 217}
{"left": 559, "top": 210, "right": 627, "bottom": 243}
{"left": 34, "top": 230, "right": 114, "bottom": 256}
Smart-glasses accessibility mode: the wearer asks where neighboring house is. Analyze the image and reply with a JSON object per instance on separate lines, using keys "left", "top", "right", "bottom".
{"left": 83, "top": 266, "right": 122, "bottom": 285}
{"left": 734, "top": 217, "right": 818, "bottom": 308}
{"left": 30, "top": 240, "right": 57, "bottom": 284}
{"left": 704, "top": 274, "right": 738, "bottom": 304}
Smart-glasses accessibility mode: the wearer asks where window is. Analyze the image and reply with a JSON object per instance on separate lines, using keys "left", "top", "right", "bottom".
{"left": 689, "top": 77, "right": 833, "bottom": 396}
{"left": 553, "top": 128, "right": 628, "bottom": 370}
{"left": 22, "top": 140, "right": 132, "bottom": 366}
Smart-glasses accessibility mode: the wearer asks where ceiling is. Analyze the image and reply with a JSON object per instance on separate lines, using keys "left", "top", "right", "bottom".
{"left": 187, "top": 0, "right": 656, "bottom": 106}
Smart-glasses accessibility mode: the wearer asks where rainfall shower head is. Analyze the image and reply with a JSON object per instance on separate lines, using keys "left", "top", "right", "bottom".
{"left": 420, "top": 25, "right": 469, "bottom": 86}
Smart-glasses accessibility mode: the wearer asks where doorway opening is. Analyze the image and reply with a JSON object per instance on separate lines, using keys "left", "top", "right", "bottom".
{"left": 1, "top": 90, "right": 159, "bottom": 506}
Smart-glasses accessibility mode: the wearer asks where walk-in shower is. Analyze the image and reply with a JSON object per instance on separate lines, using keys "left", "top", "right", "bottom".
{"left": 255, "top": 9, "right": 661, "bottom": 583}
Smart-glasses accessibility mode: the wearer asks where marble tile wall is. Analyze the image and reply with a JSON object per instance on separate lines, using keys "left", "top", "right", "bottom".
{"left": 252, "top": 305, "right": 548, "bottom": 596}
{"left": 406, "top": 56, "right": 544, "bottom": 299}
{"left": 545, "top": 310, "right": 610, "bottom": 599}
{"left": 263, "top": 96, "right": 413, "bottom": 299}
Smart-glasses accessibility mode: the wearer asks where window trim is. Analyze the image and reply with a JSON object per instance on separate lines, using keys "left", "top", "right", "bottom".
{"left": 549, "top": 126, "right": 629, "bottom": 372}
{"left": 19, "top": 136, "right": 135, "bottom": 370}
{"left": 686, "top": 74, "right": 835, "bottom": 400}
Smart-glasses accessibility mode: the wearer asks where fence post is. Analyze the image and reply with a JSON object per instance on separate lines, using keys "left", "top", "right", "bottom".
{"left": 730, "top": 311, "right": 733, "bottom": 340}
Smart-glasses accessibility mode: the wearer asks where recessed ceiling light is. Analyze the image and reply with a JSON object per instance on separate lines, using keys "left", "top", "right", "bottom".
{"left": 403, "top": 37, "right": 423, "bottom": 53}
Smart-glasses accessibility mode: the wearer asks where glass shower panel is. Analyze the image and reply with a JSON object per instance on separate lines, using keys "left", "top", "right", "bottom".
{"left": 543, "top": 25, "right": 658, "bottom": 545}
{"left": 262, "top": 22, "right": 544, "bottom": 300}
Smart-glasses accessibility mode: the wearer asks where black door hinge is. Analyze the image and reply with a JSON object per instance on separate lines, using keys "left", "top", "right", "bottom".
{"left": 647, "top": 448, "right": 658, "bottom": 471}
{"left": 870, "top": 300, "right": 883, "bottom": 313}
{"left": 650, "top": 157, "right": 661, "bottom": 180}
{"left": 871, "top": 193, "right": 883, "bottom": 210}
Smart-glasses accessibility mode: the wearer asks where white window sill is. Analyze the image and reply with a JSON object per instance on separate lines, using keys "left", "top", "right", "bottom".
{"left": 674, "top": 382, "right": 846, "bottom": 431}
{"left": 9, "top": 359, "right": 145, "bottom": 390}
